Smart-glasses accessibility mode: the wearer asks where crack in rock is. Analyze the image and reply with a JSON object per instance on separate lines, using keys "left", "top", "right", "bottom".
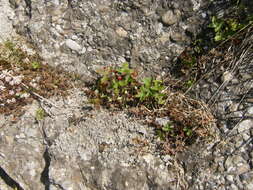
{"left": 40, "top": 148, "right": 51, "bottom": 190}
{"left": 24, "top": 0, "right": 32, "bottom": 18}
{"left": 0, "top": 166, "right": 24, "bottom": 190}
{"left": 50, "top": 180, "right": 66, "bottom": 190}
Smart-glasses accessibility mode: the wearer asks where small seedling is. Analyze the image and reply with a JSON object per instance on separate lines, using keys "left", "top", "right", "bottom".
{"left": 208, "top": 16, "right": 246, "bottom": 42}
{"left": 185, "top": 79, "right": 194, "bottom": 88}
{"left": 93, "top": 63, "right": 167, "bottom": 108}
{"left": 183, "top": 127, "right": 193, "bottom": 136}
{"left": 162, "top": 123, "right": 174, "bottom": 133}
{"left": 157, "top": 123, "right": 176, "bottom": 140}
{"left": 31, "top": 61, "right": 41, "bottom": 70}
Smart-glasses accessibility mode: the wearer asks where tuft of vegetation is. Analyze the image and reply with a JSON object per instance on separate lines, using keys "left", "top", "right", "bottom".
{"left": 85, "top": 63, "right": 215, "bottom": 154}
{"left": 174, "top": 1, "right": 253, "bottom": 92}
{"left": 0, "top": 40, "right": 73, "bottom": 117}
{"left": 91, "top": 63, "right": 139, "bottom": 108}
{"left": 208, "top": 16, "right": 246, "bottom": 42}
{"left": 89, "top": 63, "right": 167, "bottom": 109}
{"left": 136, "top": 77, "right": 166, "bottom": 107}
{"left": 35, "top": 108, "right": 46, "bottom": 121}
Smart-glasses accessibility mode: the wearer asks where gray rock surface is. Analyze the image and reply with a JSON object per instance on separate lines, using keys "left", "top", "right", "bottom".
{"left": 0, "top": 102, "right": 45, "bottom": 189}
{"left": 0, "top": 89, "right": 181, "bottom": 190}
{"left": 1, "top": 0, "right": 253, "bottom": 189}
{"left": 186, "top": 23, "right": 253, "bottom": 190}
{"left": 161, "top": 10, "right": 181, "bottom": 26}
{"left": 0, "top": 0, "right": 15, "bottom": 42}
{"left": 65, "top": 39, "right": 82, "bottom": 52}
{"left": 11, "top": 0, "right": 209, "bottom": 79}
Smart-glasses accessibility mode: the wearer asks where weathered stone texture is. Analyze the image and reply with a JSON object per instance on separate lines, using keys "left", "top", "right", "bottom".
{"left": 11, "top": 0, "right": 209, "bottom": 79}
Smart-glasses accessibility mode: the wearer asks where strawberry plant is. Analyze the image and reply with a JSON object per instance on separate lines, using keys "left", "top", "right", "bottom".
{"left": 90, "top": 63, "right": 167, "bottom": 109}
{"left": 93, "top": 63, "right": 139, "bottom": 107}
{"left": 136, "top": 77, "right": 166, "bottom": 108}
{"left": 86, "top": 63, "right": 214, "bottom": 154}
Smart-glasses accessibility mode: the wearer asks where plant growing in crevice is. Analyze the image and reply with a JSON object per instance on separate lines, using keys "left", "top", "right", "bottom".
{"left": 157, "top": 122, "right": 175, "bottom": 140}
{"left": 208, "top": 1, "right": 253, "bottom": 42}
{"left": 174, "top": 1, "right": 253, "bottom": 93}
{"left": 86, "top": 63, "right": 215, "bottom": 154}
{"left": 92, "top": 63, "right": 139, "bottom": 108}
{"left": 157, "top": 122, "right": 194, "bottom": 142}
{"left": 136, "top": 77, "right": 166, "bottom": 108}
{"left": 89, "top": 63, "right": 167, "bottom": 109}
{"left": 0, "top": 40, "right": 73, "bottom": 116}
{"left": 208, "top": 16, "right": 244, "bottom": 41}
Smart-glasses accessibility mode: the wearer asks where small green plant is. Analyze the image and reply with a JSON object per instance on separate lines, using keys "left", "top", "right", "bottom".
{"left": 162, "top": 122, "right": 174, "bottom": 132}
{"left": 157, "top": 123, "right": 173, "bottom": 141}
{"left": 31, "top": 61, "right": 41, "bottom": 70}
{"left": 136, "top": 77, "right": 166, "bottom": 106}
{"left": 157, "top": 122, "right": 193, "bottom": 142}
{"left": 94, "top": 63, "right": 139, "bottom": 107}
{"left": 185, "top": 79, "right": 194, "bottom": 88}
{"left": 209, "top": 16, "right": 245, "bottom": 41}
{"left": 35, "top": 108, "right": 46, "bottom": 120}
{"left": 91, "top": 63, "right": 166, "bottom": 108}
{"left": 183, "top": 127, "right": 193, "bottom": 136}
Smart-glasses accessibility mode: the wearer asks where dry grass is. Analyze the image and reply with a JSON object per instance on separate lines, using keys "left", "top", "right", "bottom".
{"left": 85, "top": 62, "right": 216, "bottom": 154}
{"left": 0, "top": 37, "right": 217, "bottom": 154}
{"left": 161, "top": 25, "right": 253, "bottom": 154}
{"left": 0, "top": 40, "right": 74, "bottom": 116}
{"left": 127, "top": 91, "right": 215, "bottom": 154}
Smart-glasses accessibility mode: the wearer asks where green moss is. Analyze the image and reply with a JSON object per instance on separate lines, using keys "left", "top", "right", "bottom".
{"left": 35, "top": 108, "right": 46, "bottom": 120}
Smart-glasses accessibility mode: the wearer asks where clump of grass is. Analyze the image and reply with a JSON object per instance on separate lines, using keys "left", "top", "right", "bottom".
{"left": 85, "top": 63, "right": 215, "bottom": 154}
{"left": 0, "top": 40, "right": 73, "bottom": 116}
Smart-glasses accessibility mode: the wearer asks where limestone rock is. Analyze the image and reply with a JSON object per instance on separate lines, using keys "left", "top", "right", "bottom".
{"left": 238, "top": 120, "right": 253, "bottom": 133}
{"left": 65, "top": 39, "right": 82, "bottom": 51}
{"left": 162, "top": 9, "right": 181, "bottom": 26}
{"left": 0, "top": 0, "right": 15, "bottom": 42}
{"left": 11, "top": 0, "right": 206, "bottom": 77}
{"left": 0, "top": 89, "right": 179, "bottom": 189}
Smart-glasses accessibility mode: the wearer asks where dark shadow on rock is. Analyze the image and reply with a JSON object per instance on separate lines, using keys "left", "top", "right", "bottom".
{"left": 40, "top": 148, "right": 51, "bottom": 190}
{"left": 0, "top": 166, "right": 24, "bottom": 190}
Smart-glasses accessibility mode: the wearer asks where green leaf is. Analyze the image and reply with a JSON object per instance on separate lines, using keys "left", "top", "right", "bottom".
{"left": 183, "top": 127, "right": 193, "bottom": 136}
{"left": 31, "top": 61, "right": 41, "bottom": 70}
{"left": 157, "top": 130, "right": 166, "bottom": 140}
{"left": 117, "top": 63, "right": 133, "bottom": 75}
{"left": 100, "top": 75, "right": 109, "bottom": 84}
{"left": 162, "top": 123, "right": 172, "bottom": 132}
{"left": 214, "top": 33, "right": 223, "bottom": 41}
{"left": 143, "top": 77, "right": 152, "bottom": 88}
